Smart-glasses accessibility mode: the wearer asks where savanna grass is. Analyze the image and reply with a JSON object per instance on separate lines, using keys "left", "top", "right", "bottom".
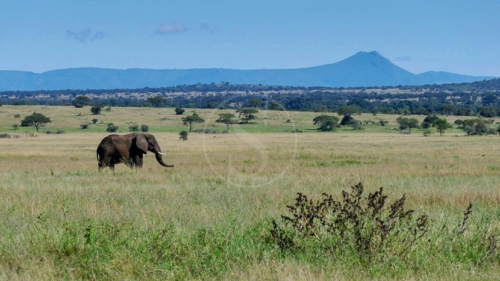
{"left": 1, "top": 107, "right": 500, "bottom": 280}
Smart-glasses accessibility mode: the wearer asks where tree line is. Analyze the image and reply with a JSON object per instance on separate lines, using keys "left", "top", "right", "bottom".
{"left": 2, "top": 79, "right": 500, "bottom": 117}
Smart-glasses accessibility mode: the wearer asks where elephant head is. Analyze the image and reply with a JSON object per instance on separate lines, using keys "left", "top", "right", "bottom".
{"left": 134, "top": 133, "right": 174, "bottom": 168}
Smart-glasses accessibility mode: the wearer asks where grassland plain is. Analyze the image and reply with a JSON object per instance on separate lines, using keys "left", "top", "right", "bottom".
{"left": 0, "top": 105, "right": 475, "bottom": 134}
{"left": 0, "top": 105, "right": 499, "bottom": 280}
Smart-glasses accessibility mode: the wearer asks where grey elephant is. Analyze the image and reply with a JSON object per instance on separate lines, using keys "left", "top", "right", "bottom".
{"left": 96, "top": 133, "right": 174, "bottom": 171}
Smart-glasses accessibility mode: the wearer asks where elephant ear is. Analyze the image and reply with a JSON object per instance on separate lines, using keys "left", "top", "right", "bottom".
{"left": 135, "top": 134, "right": 149, "bottom": 153}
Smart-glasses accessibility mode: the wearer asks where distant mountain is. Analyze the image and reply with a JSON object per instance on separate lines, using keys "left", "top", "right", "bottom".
{"left": 0, "top": 51, "right": 494, "bottom": 91}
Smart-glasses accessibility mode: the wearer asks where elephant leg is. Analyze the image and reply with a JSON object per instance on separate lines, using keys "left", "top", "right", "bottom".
{"left": 98, "top": 154, "right": 112, "bottom": 171}
{"left": 129, "top": 157, "right": 136, "bottom": 168}
{"left": 98, "top": 159, "right": 105, "bottom": 171}
{"left": 119, "top": 155, "right": 135, "bottom": 169}
{"left": 127, "top": 154, "right": 143, "bottom": 168}
{"left": 135, "top": 155, "right": 144, "bottom": 168}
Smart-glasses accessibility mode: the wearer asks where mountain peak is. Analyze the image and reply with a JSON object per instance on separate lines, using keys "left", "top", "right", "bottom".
{"left": 0, "top": 51, "right": 493, "bottom": 90}
{"left": 349, "top": 50, "right": 387, "bottom": 61}
{"left": 336, "top": 50, "right": 397, "bottom": 69}
{"left": 357, "top": 50, "right": 382, "bottom": 56}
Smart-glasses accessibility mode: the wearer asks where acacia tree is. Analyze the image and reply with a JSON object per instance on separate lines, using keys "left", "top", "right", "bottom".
{"left": 269, "top": 102, "right": 284, "bottom": 111}
{"left": 457, "top": 118, "right": 489, "bottom": 135}
{"left": 313, "top": 115, "right": 339, "bottom": 131}
{"left": 147, "top": 95, "right": 167, "bottom": 107}
{"left": 236, "top": 108, "right": 258, "bottom": 123}
{"left": 433, "top": 118, "right": 453, "bottom": 136}
{"left": 338, "top": 106, "right": 361, "bottom": 125}
{"left": 21, "top": 113, "right": 51, "bottom": 132}
{"left": 182, "top": 113, "right": 205, "bottom": 132}
{"left": 247, "top": 99, "right": 263, "bottom": 108}
{"left": 72, "top": 95, "right": 91, "bottom": 108}
{"left": 216, "top": 113, "right": 236, "bottom": 133}
{"left": 478, "top": 106, "right": 497, "bottom": 118}
{"left": 396, "top": 116, "right": 419, "bottom": 133}
{"left": 421, "top": 115, "right": 439, "bottom": 129}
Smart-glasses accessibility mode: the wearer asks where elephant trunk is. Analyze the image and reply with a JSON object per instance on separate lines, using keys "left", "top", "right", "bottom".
{"left": 155, "top": 152, "right": 174, "bottom": 167}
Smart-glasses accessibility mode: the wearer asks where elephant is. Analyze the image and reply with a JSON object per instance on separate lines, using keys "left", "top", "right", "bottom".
{"left": 96, "top": 133, "right": 174, "bottom": 171}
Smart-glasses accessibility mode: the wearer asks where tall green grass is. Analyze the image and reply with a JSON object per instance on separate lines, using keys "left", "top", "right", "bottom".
{"left": 0, "top": 108, "right": 499, "bottom": 279}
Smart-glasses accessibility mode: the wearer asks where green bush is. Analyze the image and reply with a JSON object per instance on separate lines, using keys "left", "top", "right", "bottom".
{"left": 90, "top": 105, "right": 103, "bottom": 115}
{"left": 179, "top": 131, "right": 188, "bottom": 141}
{"left": 175, "top": 107, "right": 185, "bottom": 115}
{"left": 271, "top": 183, "right": 430, "bottom": 261}
{"left": 270, "top": 182, "right": 500, "bottom": 269}
{"left": 106, "top": 123, "right": 119, "bottom": 132}
{"left": 128, "top": 125, "right": 139, "bottom": 132}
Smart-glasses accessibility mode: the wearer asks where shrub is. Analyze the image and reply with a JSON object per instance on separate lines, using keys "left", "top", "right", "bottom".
{"left": 45, "top": 130, "right": 64, "bottom": 134}
{"left": 106, "top": 123, "right": 119, "bottom": 132}
{"left": 284, "top": 129, "right": 303, "bottom": 133}
{"left": 90, "top": 105, "right": 103, "bottom": 115}
{"left": 80, "top": 124, "right": 90, "bottom": 129}
{"left": 141, "top": 125, "right": 149, "bottom": 132}
{"left": 175, "top": 107, "right": 185, "bottom": 115}
{"left": 421, "top": 122, "right": 432, "bottom": 129}
{"left": 270, "top": 182, "right": 500, "bottom": 269}
{"left": 378, "top": 119, "right": 388, "bottom": 126}
{"left": 340, "top": 115, "right": 356, "bottom": 126}
{"left": 128, "top": 125, "right": 139, "bottom": 132}
{"left": 459, "top": 118, "right": 491, "bottom": 135}
{"left": 20, "top": 119, "right": 31, "bottom": 127}
{"left": 313, "top": 115, "right": 339, "bottom": 131}
{"left": 92, "top": 118, "right": 98, "bottom": 124}
{"left": 422, "top": 114, "right": 439, "bottom": 125}
{"left": 192, "top": 129, "right": 220, "bottom": 134}
{"left": 271, "top": 182, "right": 429, "bottom": 261}
{"left": 179, "top": 131, "right": 188, "bottom": 141}
{"left": 487, "top": 128, "right": 497, "bottom": 135}
{"left": 350, "top": 120, "right": 363, "bottom": 130}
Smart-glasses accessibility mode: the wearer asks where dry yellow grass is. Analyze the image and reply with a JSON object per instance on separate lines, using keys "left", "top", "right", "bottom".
{"left": 1, "top": 131, "right": 499, "bottom": 223}
{"left": 1, "top": 106, "right": 500, "bottom": 279}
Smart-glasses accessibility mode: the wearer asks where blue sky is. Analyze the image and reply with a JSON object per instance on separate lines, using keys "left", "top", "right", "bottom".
{"left": 1, "top": 0, "right": 499, "bottom": 76}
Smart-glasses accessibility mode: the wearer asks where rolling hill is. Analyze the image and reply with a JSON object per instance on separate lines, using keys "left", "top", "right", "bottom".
{"left": 0, "top": 51, "right": 494, "bottom": 91}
